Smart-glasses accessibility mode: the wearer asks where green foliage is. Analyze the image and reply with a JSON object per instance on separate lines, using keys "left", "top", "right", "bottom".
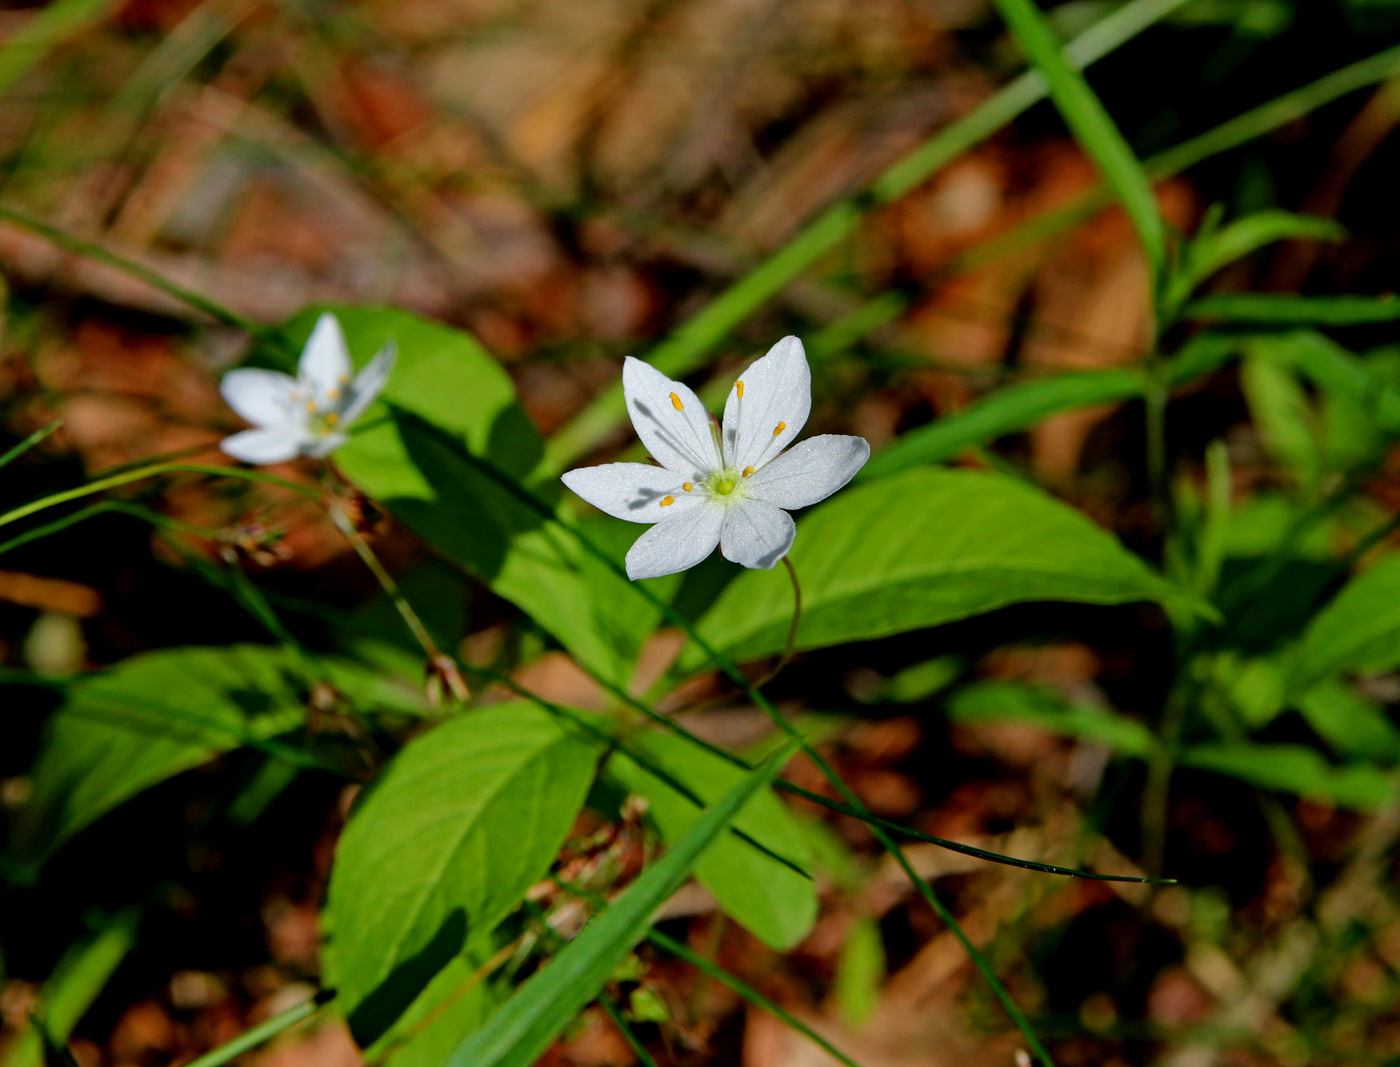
{"left": 1179, "top": 743, "right": 1398, "bottom": 811}
{"left": 10, "top": 646, "right": 335, "bottom": 861}
{"left": 326, "top": 703, "right": 603, "bottom": 1047}
{"left": 442, "top": 744, "right": 796, "bottom": 1067}
{"left": 947, "top": 680, "right": 1157, "bottom": 757}
{"left": 683, "top": 468, "right": 1183, "bottom": 668}
{"left": 1292, "top": 554, "right": 1400, "bottom": 692}
{"left": 609, "top": 732, "right": 817, "bottom": 950}
{"left": 833, "top": 916, "right": 884, "bottom": 1028}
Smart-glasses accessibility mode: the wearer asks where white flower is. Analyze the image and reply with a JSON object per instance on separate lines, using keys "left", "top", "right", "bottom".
{"left": 562, "top": 336, "right": 870, "bottom": 580}
{"left": 219, "top": 313, "right": 396, "bottom": 465}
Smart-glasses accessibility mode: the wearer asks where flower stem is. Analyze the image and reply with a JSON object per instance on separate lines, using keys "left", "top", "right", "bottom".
{"left": 751, "top": 556, "right": 802, "bottom": 689}
{"left": 179, "top": 990, "right": 334, "bottom": 1067}
{"left": 324, "top": 493, "right": 468, "bottom": 703}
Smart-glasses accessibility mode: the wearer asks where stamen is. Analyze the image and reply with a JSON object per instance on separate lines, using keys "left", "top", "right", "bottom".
{"left": 670, "top": 392, "right": 684, "bottom": 411}
{"left": 325, "top": 412, "right": 340, "bottom": 426}
{"left": 773, "top": 421, "right": 786, "bottom": 436}
{"left": 682, "top": 483, "right": 692, "bottom": 492}
{"left": 735, "top": 380, "right": 744, "bottom": 398}
{"left": 305, "top": 400, "right": 317, "bottom": 412}
{"left": 327, "top": 388, "right": 341, "bottom": 401}
{"left": 659, "top": 495, "right": 675, "bottom": 507}
{"left": 742, "top": 466, "right": 754, "bottom": 477}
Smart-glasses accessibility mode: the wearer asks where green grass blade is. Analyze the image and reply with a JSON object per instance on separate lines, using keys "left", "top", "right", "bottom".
{"left": 2, "top": 909, "right": 140, "bottom": 1067}
{"left": 554, "top": 879, "right": 870, "bottom": 1067}
{"left": 990, "top": 0, "right": 1164, "bottom": 293}
{"left": 0, "top": 0, "right": 117, "bottom": 97}
{"left": 598, "top": 998, "right": 661, "bottom": 1067}
{"left": 1184, "top": 293, "right": 1400, "bottom": 325}
{"left": 541, "top": 0, "right": 1191, "bottom": 472}
{"left": 442, "top": 742, "right": 800, "bottom": 1067}
{"left": 0, "top": 420, "right": 62, "bottom": 472}
{"left": 860, "top": 369, "right": 1145, "bottom": 479}
{"left": 0, "top": 462, "right": 318, "bottom": 531}
{"left": 179, "top": 992, "right": 332, "bottom": 1067}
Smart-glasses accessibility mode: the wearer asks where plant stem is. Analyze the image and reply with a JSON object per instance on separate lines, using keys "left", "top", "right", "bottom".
{"left": 0, "top": 419, "right": 62, "bottom": 471}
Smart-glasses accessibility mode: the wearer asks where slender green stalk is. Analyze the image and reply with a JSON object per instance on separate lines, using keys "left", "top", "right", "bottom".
{"left": 990, "top": 0, "right": 1165, "bottom": 296}
{"left": 541, "top": 0, "right": 1193, "bottom": 472}
{"left": 0, "top": 419, "right": 62, "bottom": 471}
{"left": 0, "top": 463, "right": 317, "bottom": 531}
{"left": 599, "top": 998, "right": 661, "bottom": 1067}
{"left": 0, "top": 0, "right": 117, "bottom": 97}
{"left": 0, "top": 205, "right": 270, "bottom": 335}
{"left": 0, "top": 501, "right": 114, "bottom": 558}
{"left": 179, "top": 991, "right": 334, "bottom": 1067}
{"left": 556, "top": 879, "right": 868, "bottom": 1067}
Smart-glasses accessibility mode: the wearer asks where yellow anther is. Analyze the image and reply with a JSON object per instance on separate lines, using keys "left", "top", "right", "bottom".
{"left": 324, "top": 412, "right": 340, "bottom": 426}
{"left": 742, "top": 466, "right": 754, "bottom": 477}
{"left": 682, "top": 482, "right": 692, "bottom": 492}
{"left": 660, "top": 495, "right": 675, "bottom": 507}
{"left": 327, "top": 387, "right": 341, "bottom": 401}
{"left": 305, "top": 400, "right": 317, "bottom": 412}
{"left": 670, "top": 392, "right": 684, "bottom": 411}
{"left": 735, "top": 380, "right": 744, "bottom": 398}
{"left": 773, "top": 421, "right": 786, "bottom": 436}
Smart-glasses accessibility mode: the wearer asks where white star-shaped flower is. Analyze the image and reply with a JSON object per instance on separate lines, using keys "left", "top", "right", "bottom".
{"left": 562, "top": 336, "right": 870, "bottom": 580}
{"left": 219, "top": 312, "right": 396, "bottom": 465}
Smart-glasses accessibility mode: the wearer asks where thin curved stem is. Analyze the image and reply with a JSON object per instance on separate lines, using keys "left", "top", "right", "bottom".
{"left": 750, "top": 556, "right": 802, "bottom": 690}
{"left": 0, "top": 463, "right": 318, "bottom": 531}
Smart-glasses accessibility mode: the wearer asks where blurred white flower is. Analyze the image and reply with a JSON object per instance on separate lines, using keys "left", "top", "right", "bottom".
{"left": 562, "top": 336, "right": 869, "bottom": 580}
{"left": 220, "top": 313, "right": 395, "bottom": 465}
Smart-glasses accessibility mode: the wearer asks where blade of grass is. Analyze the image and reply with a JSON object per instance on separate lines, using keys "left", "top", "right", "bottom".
{"left": 0, "top": 420, "right": 62, "bottom": 471}
{"left": 556, "top": 878, "right": 869, "bottom": 1067}
{"left": 179, "top": 991, "right": 334, "bottom": 1067}
{"left": 831, "top": 43, "right": 1400, "bottom": 371}
{"left": 443, "top": 742, "right": 800, "bottom": 1067}
{"left": 0, "top": 462, "right": 318, "bottom": 531}
{"left": 0, "top": 205, "right": 268, "bottom": 336}
{"left": 1, "top": 908, "right": 140, "bottom": 1067}
{"left": 0, "top": 0, "right": 118, "bottom": 97}
{"left": 990, "top": 0, "right": 1164, "bottom": 299}
{"left": 598, "top": 999, "right": 660, "bottom": 1067}
{"left": 541, "top": 0, "right": 1192, "bottom": 472}
{"left": 1184, "top": 293, "right": 1400, "bottom": 325}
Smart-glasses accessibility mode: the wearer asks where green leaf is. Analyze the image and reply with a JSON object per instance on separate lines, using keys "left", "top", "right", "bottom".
{"left": 277, "top": 306, "right": 665, "bottom": 685}
{"left": 834, "top": 916, "right": 885, "bottom": 1028}
{"left": 1240, "top": 353, "right": 1321, "bottom": 490}
{"left": 11, "top": 645, "right": 315, "bottom": 861}
{"left": 1295, "top": 679, "right": 1400, "bottom": 764}
{"left": 859, "top": 369, "right": 1143, "bottom": 480}
{"left": 609, "top": 733, "right": 816, "bottom": 950}
{"left": 1292, "top": 553, "right": 1400, "bottom": 691}
{"left": 443, "top": 742, "right": 797, "bottom": 1067}
{"left": 947, "top": 680, "right": 1156, "bottom": 756}
{"left": 682, "top": 468, "right": 1181, "bottom": 669}
{"left": 1167, "top": 211, "right": 1345, "bottom": 311}
{"left": 1183, "top": 293, "right": 1400, "bottom": 325}
{"left": 2, "top": 909, "right": 139, "bottom": 1067}
{"left": 991, "top": 0, "right": 1165, "bottom": 288}
{"left": 326, "top": 702, "right": 603, "bottom": 1047}
{"left": 1180, "top": 743, "right": 1398, "bottom": 811}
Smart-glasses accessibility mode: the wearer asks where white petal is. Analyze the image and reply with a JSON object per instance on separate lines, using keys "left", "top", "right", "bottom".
{"left": 625, "top": 500, "right": 724, "bottom": 580}
{"left": 622, "top": 356, "right": 722, "bottom": 478}
{"left": 744, "top": 435, "right": 870, "bottom": 511}
{"left": 220, "top": 426, "right": 307, "bottom": 464}
{"left": 720, "top": 499, "right": 795, "bottom": 570}
{"left": 305, "top": 432, "right": 350, "bottom": 458}
{"left": 562, "top": 463, "right": 706, "bottom": 524}
{"left": 220, "top": 369, "right": 298, "bottom": 427}
{"left": 721, "top": 336, "right": 811, "bottom": 473}
{"left": 340, "top": 341, "right": 397, "bottom": 425}
{"left": 299, "top": 313, "right": 352, "bottom": 399}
